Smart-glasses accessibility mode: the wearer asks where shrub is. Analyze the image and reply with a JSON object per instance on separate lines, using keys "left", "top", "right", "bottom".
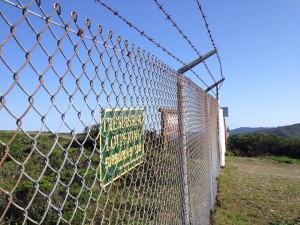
{"left": 227, "top": 133, "right": 300, "bottom": 159}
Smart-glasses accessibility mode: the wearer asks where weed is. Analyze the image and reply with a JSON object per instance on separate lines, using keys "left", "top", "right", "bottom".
{"left": 263, "top": 156, "right": 300, "bottom": 164}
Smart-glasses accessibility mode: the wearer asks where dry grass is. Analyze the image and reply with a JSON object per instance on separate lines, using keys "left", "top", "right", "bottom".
{"left": 212, "top": 157, "right": 300, "bottom": 225}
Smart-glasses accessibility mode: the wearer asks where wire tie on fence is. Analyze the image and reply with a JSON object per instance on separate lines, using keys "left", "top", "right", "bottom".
{"left": 64, "top": 24, "right": 69, "bottom": 31}
{"left": 103, "top": 41, "right": 108, "bottom": 48}
{"left": 92, "top": 36, "right": 97, "bottom": 43}
{"left": 77, "top": 29, "right": 84, "bottom": 36}
{"left": 22, "top": 7, "right": 28, "bottom": 16}
{"left": 45, "top": 16, "right": 51, "bottom": 24}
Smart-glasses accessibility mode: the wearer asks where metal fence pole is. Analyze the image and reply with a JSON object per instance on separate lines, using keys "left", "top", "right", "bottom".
{"left": 177, "top": 49, "right": 217, "bottom": 74}
{"left": 177, "top": 77, "right": 190, "bottom": 225}
{"left": 176, "top": 49, "right": 217, "bottom": 225}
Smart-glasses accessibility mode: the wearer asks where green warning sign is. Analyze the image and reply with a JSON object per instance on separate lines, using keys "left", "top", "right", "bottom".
{"left": 100, "top": 108, "right": 144, "bottom": 187}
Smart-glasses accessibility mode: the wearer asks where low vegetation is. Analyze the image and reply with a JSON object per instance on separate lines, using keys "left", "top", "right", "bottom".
{"left": 0, "top": 131, "right": 101, "bottom": 224}
{"left": 228, "top": 133, "right": 300, "bottom": 159}
{"left": 0, "top": 129, "right": 179, "bottom": 224}
{"left": 212, "top": 157, "right": 300, "bottom": 225}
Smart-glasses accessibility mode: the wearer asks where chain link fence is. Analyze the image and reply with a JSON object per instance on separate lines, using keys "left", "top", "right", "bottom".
{"left": 0, "top": 1, "right": 221, "bottom": 224}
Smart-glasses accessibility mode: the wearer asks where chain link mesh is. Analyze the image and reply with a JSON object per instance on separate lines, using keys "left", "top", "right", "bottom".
{"left": 0, "top": 1, "right": 220, "bottom": 224}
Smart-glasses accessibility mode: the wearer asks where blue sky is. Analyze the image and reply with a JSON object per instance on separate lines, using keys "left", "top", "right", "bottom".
{"left": 1, "top": 0, "right": 300, "bottom": 131}
{"left": 59, "top": 0, "right": 300, "bottom": 129}
{"left": 211, "top": 0, "right": 300, "bottom": 129}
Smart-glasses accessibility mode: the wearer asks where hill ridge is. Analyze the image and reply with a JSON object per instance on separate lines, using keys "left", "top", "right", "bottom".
{"left": 230, "top": 123, "right": 300, "bottom": 138}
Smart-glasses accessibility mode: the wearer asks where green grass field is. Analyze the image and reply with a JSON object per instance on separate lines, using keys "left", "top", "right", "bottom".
{"left": 212, "top": 157, "right": 300, "bottom": 225}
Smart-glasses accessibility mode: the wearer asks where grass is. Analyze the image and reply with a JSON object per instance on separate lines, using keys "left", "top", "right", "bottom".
{"left": 261, "top": 156, "right": 300, "bottom": 165}
{"left": 212, "top": 156, "right": 300, "bottom": 225}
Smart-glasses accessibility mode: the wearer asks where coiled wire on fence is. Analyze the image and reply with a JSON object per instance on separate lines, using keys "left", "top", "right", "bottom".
{"left": 0, "top": 1, "right": 221, "bottom": 224}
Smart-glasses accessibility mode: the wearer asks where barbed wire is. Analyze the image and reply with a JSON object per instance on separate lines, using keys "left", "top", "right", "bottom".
{"left": 194, "top": 0, "right": 224, "bottom": 79}
{"left": 153, "top": 0, "right": 217, "bottom": 84}
{"left": 95, "top": 0, "right": 216, "bottom": 92}
{"left": 95, "top": 1, "right": 184, "bottom": 64}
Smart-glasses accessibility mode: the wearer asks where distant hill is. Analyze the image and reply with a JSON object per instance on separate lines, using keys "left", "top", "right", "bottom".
{"left": 230, "top": 123, "right": 300, "bottom": 138}
{"left": 230, "top": 127, "right": 266, "bottom": 135}
{"left": 259, "top": 124, "right": 300, "bottom": 138}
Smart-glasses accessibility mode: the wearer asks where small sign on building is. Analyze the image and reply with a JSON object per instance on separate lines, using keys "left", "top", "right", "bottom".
{"left": 221, "top": 107, "right": 229, "bottom": 117}
{"left": 100, "top": 108, "right": 144, "bottom": 187}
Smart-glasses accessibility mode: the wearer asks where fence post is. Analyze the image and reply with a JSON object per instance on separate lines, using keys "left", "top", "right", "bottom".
{"left": 217, "top": 85, "right": 226, "bottom": 167}
{"left": 177, "top": 77, "right": 190, "bottom": 225}
{"left": 159, "top": 109, "right": 167, "bottom": 151}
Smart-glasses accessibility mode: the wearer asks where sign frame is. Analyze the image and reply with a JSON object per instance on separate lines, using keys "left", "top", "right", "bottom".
{"left": 100, "top": 108, "right": 144, "bottom": 187}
